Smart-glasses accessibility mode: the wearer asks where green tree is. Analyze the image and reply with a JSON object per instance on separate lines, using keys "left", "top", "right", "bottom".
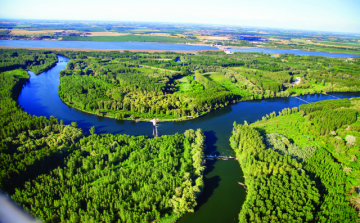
{"left": 90, "top": 126, "right": 95, "bottom": 135}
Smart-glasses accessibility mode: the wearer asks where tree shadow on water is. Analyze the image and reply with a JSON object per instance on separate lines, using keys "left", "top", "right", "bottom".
{"left": 194, "top": 160, "right": 220, "bottom": 211}
{"left": 204, "top": 130, "right": 219, "bottom": 156}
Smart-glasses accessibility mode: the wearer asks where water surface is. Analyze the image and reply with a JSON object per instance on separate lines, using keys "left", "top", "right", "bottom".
{"left": 0, "top": 40, "right": 215, "bottom": 51}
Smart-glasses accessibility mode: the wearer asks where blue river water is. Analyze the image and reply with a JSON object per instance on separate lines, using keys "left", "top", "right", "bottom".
{"left": 0, "top": 40, "right": 215, "bottom": 51}
{"left": 2, "top": 40, "right": 360, "bottom": 58}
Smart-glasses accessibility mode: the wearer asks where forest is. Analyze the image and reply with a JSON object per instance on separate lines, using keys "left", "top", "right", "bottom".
{"left": 0, "top": 49, "right": 206, "bottom": 222}
{"left": 0, "top": 49, "right": 58, "bottom": 74}
{"left": 230, "top": 98, "right": 360, "bottom": 222}
{"left": 2, "top": 48, "right": 360, "bottom": 222}
{"left": 54, "top": 50, "right": 360, "bottom": 121}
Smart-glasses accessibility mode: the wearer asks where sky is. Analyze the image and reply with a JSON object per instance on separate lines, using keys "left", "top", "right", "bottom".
{"left": 0, "top": 0, "right": 360, "bottom": 33}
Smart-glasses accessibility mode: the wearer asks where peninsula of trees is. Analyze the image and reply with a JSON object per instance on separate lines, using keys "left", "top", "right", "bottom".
{"left": 231, "top": 98, "right": 360, "bottom": 222}
{"left": 54, "top": 49, "right": 360, "bottom": 121}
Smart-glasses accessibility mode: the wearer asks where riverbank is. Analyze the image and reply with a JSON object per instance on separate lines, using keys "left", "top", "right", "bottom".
{"left": 59, "top": 86, "right": 359, "bottom": 123}
{"left": 0, "top": 46, "right": 219, "bottom": 54}
{"left": 59, "top": 89, "right": 360, "bottom": 123}
{"left": 59, "top": 95, "right": 211, "bottom": 123}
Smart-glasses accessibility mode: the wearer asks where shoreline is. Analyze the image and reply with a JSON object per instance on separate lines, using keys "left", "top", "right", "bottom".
{"left": 0, "top": 46, "right": 219, "bottom": 53}
{"left": 59, "top": 95, "right": 208, "bottom": 123}
{"left": 59, "top": 90, "right": 360, "bottom": 123}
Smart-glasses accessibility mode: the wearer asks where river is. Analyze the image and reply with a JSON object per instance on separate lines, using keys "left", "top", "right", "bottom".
{"left": 2, "top": 40, "right": 360, "bottom": 58}
{"left": 18, "top": 55, "right": 360, "bottom": 223}
{"left": 0, "top": 40, "right": 215, "bottom": 51}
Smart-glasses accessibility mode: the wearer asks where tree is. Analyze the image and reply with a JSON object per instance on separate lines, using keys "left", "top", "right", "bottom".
{"left": 90, "top": 126, "right": 95, "bottom": 135}
{"left": 345, "top": 135, "right": 356, "bottom": 146}
{"left": 71, "top": 122, "right": 78, "bottom": 128}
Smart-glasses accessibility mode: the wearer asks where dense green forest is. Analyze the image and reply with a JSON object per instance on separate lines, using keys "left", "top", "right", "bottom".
{"left": 12, "top": 130, "right": 206, "bottom": 223}
{"left": 231, "top": 98, "right": 360, "bottom": 222}
{"left": 0, "top": 49, "right": 206, "bottom": 222}
{"left": 0, "top": 49, "right": 58, "bottom": 74}
{"left": 55, "top": 50, "right": 360, "bottom": 121}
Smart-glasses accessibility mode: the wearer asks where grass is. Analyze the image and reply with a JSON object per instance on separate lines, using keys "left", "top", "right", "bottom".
{"left": 217, "top": 79, "right": 253, "bottom": 98}
{"left": 159, "top": 213, "right": 183, "bottom": 223}
{"left": 62, "top": 35, "right": 199, "bottom": 43}
{"left": 252, "top": 112, "right": 315, "bottom": 148}
{"left": 306, "top": 45, "right": 360, "bottom": 55}
{"left": 203, "top": 72, "right": 253, "bottom": 98}
{"left": 265, "top": 38, "right": 360, "bottom": 55}
{"left": 287, "top": 82, "right": 326, "bottom": 95}
{"left": 315, "top": 41, "right": 360, "bottom": 48}
{"left": 203, "top": 72, "right": 227, "bottom": 81}
{"left": 176, "top": 76, "right": 192, "bottom": 92}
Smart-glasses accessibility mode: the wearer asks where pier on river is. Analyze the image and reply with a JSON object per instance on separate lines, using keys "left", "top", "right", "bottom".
{"left": 150, "top": 118, "right": 158, "bottom": 137}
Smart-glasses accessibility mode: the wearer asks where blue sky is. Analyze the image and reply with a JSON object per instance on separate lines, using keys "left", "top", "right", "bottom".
{"left": 1, "top": 0, "right": 359, "bottom": 33}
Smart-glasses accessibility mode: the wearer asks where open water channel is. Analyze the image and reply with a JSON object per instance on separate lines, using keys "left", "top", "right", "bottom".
{"left": 0, "top": 40, "right": 216, "bottom": 51}
{"left": 16, "top": 47, "right": 360, "bottom": 222}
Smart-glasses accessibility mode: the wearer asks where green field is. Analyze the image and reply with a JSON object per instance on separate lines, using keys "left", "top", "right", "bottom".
{"left": 203, "top": 72, "right": 252, "bottom": 98}
{"left": 176, "top": 76, "right": 192, "bottom": 92}
{"left": 316, "top": 41, "right": 360, "bottom": 48}
{"left": 62, "top": 35, "right": 199, "bottom": 43}
{"left": 203, "top": 72, "right": 227, "bottom": 81}
{"left": 307, "top": 45, "right": 360, "bottom": 54}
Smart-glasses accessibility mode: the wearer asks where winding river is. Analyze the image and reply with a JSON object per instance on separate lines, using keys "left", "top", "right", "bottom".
{"left": 18, "top": 55, "right": 360, "bottom": 223}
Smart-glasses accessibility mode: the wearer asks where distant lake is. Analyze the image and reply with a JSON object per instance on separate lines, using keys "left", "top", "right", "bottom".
{"left": 228, "top": 47, "right": 360, "bottom": 58}
{"left": 0, "top": 40, "right": 216, "bottom": 51}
